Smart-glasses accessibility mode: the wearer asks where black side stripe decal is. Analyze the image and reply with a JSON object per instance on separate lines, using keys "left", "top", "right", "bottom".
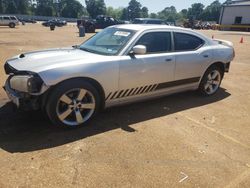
{"left": 110, "top": 91, "right": 118, "bottom": 100}
{"left": 116, "top": 90, "right": 124, "bottom": 98}
{"left": 132, "top": 87, "right": 139, "bottom": 95}
{"left": 105, "top": 77, "right": 200, "bottom": 101}
{"left": 105, "top": 93, "right": 112, "bottom": 100}
{"left": 140, "top": 86, "right": 148, "bottom": 94}
{"left": 121, "top": 89, "right": 130, "bottom": 98}
{"left": 155, "top": 77, "right": 200, "bottom": 90}
{"left": 136, "top": 87, "right": 143, "bottom": 95}
{"left": 127, "top": 88, "right": 134, "bottom": 96}
{"left": 145, "top": 85, "right": 153, "bottom": 93}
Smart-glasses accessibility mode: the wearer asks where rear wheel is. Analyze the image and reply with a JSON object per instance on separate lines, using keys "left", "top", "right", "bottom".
{"left": 46, "top": 80, "right": 100, "bottom": 128}
{"left": 198, "top": 66, "right": 223, "bottom": 96}
{"left": 9, "top": 23, "right": 15, "bottom": 28}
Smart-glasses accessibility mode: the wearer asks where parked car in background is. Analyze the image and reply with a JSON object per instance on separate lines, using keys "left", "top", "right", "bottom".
{"left": 77, "top": 19, "right": 96, "bottom": 33}
{"left": 95, "top": 15, "right": 124, "bottom": 29}
{"left": 0, "top": 15, "right": 19, "bottom": 28}
{"left": 42, "top": 19, "right": 67, "bottom": 27}
{"left": 77, "top": 16, "right": 124, "bottom": 33}
{"left": 18, "top": 18, "right": 37, "bottom": 24}
{"left": 132, "top": 18, "right": 166, "bottom": 25}
{"left": 3, "top": 25, "right": 235, "bottom": 128}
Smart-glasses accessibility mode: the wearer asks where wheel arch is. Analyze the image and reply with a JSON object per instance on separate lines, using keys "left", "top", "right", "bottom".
{"left": 198, "top": 61, "right": 225, "bottom": 87}
{"left": 9, "top": 22, "right": 15, "bottom": 27}
{"left": 202, "top": 62, "right": 225, "bottom": 80}
{"left": 41, "top": 77, "right": 106, "bottom": 110}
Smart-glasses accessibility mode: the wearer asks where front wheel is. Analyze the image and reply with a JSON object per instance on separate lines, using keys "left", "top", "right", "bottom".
{"left": 198, "top": 66, "right": 223, "bottom": 96}
{"left": 46, "top": 80, "right": 100, "bottom": 128}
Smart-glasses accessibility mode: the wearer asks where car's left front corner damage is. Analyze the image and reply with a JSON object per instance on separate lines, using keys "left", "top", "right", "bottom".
{"left": 3, "top": 62, "right": 50, "bottom": 111}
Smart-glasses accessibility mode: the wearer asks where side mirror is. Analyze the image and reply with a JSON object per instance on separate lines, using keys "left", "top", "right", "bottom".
{"left": 131, "top": 45, "right": 147, "bottom": 55}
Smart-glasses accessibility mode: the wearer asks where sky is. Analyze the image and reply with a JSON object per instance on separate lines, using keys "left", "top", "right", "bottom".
{"left": 78, "top": 0, "right": 224, "bottom": 13}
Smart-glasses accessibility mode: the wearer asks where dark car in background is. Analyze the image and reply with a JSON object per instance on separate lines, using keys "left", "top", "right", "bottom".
{"left": 77, "top": 19, "right": 96, "bottom": 33}
{"left": 42, "top": 19, "right": 67, "bottom": 27}
{"left": 95, "top": 15, "right": 124, "bottom": 29}
{"left": 132, "top": 18, "right": 166, "bottom": 25}
{"left": 77, "top": 15, "right": 124, "bottom": 33}
{"left": 18, "top": 18, "right": 37, "bottom": 24}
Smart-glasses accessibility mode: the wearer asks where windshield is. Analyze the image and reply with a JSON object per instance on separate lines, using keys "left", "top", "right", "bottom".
{"left": 79, "top": 27, "right": 135, "bottom": 55}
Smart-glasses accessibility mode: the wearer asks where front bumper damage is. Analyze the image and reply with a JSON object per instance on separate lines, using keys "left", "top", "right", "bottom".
{"left": 3, "top": 61, "right": 51, "bottom": 110}
{"left": 3, "top": 78, "right": 41, "bottom": 110}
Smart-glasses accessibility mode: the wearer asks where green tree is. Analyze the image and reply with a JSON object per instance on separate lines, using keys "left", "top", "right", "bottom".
{"left": 223, "top": 0, "right": 232, "bottom": 5}
{"left": 14, "top": 0, "right": 30, "bottom": 14}
{"left": 0, "top": 0, "right": 4, "bottom": 13}
{"left": 150, "top": 13, "right": 157, "bottom": 18}
{"left": 127, "top": 0, "right": 142, "bottom": 20}
{"left": 106, "top": 6, "right": 123, "bottom": 19}
{"left": 141, "top": 6, "right": 148, "bottom": 18}
{"left": 180, "top": 9, "right": 188, "bottom": 18}
{"left": 158, "top": 6, "right": 178, "bottom": 22}
{"left": 36, "top": 0, "right": 55, "bottom": 16}
{"left": 60, "top": 0, "right": 84, "bottom": 18}
{"left": 187, "top": 3, "right": 205, "bottom": 20}
{"left": 120, "top": 8, "right": 128, "bottom": 20}
{"left": 202, "top": 0, "right": 222, "bottom": 22}
{"left": 85, "top": 0, "right": 106, "bottom": 19}
{"left": 5, "top": 0, "right": 18, "bottom": 14}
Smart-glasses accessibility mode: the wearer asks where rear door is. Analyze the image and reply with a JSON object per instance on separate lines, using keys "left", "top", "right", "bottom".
{"left": 173, "top": 32, "right": 212, "bottom": 82}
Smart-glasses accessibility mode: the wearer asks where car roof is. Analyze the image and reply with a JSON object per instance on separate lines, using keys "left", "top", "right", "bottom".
{"left": 113, "top": 24, "right": 190, "bottom": 32}
{"left": 111, "top": 24, "right": 211, "bottom": 43}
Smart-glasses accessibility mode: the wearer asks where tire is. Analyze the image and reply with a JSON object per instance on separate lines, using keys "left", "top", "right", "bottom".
{"left": 198, "top": 65, "right": 223, "bottom": 96}
{"left": 9, "top": 23, "right": 15, "bottom": 28}
{"left": 46, "top": 79, "right": 101, "bottom": 128}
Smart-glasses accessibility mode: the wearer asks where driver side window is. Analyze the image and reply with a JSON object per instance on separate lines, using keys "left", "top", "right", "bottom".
{"left": 135, "top": 32, "right": 172, "bottom": 54}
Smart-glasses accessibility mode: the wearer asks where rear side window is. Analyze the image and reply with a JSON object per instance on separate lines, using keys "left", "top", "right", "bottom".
{"left": 174, "top": 32, "right": 204, "bottom": 51}
{"left": 3, "top": 17, "right": 10, "bottom": 20}
{"left": 135, "top": 32, "right": 172, "bottom": 53}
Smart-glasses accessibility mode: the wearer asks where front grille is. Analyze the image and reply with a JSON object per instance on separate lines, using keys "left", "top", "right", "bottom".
{"left": 4, "top": 62, "right": 17, "bottom": 74}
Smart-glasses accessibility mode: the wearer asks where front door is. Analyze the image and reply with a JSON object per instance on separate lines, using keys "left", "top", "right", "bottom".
{"left": 117, "top": 31, "right": 175, "bottom": 100}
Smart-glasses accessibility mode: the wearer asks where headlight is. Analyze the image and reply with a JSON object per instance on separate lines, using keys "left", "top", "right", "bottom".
{"left": 9, "top": 75, "right": 43, "bottom": 93}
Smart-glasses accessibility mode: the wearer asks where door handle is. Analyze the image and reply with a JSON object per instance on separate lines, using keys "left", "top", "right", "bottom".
{"left": 165, "top": 58, "right": 172, "bottom": 62}
{"left": 203, "top": 55, "right": 209, "bottom": 58}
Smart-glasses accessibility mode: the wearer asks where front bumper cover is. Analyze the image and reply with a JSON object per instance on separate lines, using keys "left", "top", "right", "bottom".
{"left": 3, "top": 79, "right": 40, "bottom": 110}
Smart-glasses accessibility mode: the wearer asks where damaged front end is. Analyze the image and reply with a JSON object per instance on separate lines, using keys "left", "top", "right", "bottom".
{"left": 3, "top": 62, "right": 49, "bottom": 110}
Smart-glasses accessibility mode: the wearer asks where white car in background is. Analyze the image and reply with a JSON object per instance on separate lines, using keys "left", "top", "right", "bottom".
{"left": 3, "top": 25, "right": 235, "bottom": 128}
{"left": 0, "top": 15, "right": 19, "bottom": 28}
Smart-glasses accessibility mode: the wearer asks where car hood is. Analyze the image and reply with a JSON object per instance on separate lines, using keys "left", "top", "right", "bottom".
{"left": 6, "top": 47, "right": 104, "bottom": 73}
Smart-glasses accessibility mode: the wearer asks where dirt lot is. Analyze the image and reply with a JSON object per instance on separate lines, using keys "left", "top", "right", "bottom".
{"left": 0, "top": 24, "right": 249, "bottom": 188}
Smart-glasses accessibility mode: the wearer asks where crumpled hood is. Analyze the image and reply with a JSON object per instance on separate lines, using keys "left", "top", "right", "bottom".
{"left": 6, "top": 47, "right": 103, "bottom": 73}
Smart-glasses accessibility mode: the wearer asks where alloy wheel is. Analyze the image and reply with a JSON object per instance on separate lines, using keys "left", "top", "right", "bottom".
{"left": 56, "top": 88, "right": 96, "bottom": 126}
{"left": 204, "top": 70, "right": 221, "bottom": 95}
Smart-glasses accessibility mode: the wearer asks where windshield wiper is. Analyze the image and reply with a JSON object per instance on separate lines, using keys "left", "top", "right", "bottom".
{"left": 79, "top": 47, "right": 95, "bottom": 53}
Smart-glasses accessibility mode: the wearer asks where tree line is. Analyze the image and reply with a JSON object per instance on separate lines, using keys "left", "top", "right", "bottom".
{"left": 0, "top": 0, "right": 86, "bottom": 18}
{"left": 0, "top": 0, "right": 233, "bottom": 23}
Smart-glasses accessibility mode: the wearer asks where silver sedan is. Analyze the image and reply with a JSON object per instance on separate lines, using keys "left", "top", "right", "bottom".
{"left": 4, "top": 25, "right": 235, "bottom": 127}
